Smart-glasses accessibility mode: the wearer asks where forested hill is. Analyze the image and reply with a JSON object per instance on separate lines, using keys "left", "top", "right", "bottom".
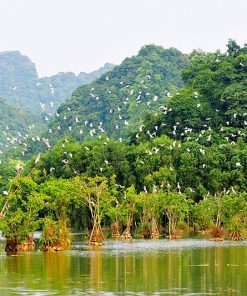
{"left": 22, "top": 41, "right": 247, "bottom": 200}
{"left": 42, "top": 45, "right": 188, "bottom": 145}
{"left": 0, "top": 50, "right": 114, "bottom": 112}
{"left": 137, "top": 40, "right": 247, "bottom": 144}
{"left": 1, "top": 41, "right": 247, "bottom": 243}
{"left": 0, "top": 97, "right": 46, "bottom": 153}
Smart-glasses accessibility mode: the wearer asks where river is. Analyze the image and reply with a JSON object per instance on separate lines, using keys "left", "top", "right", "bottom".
{"left": 0, "top": 235, "right": 247, "bottom": 295}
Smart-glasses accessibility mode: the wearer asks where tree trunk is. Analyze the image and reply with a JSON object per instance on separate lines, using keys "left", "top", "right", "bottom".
{"left": 89, "top": 223, "right": 105, "bottom": 246}
{"left": 120, "top": 214, "right": 133, "bottom": 239}
{"left": 111, "top": 220, "right": 121, "bottom": 238}
{"left": 150, "top": 218, "right": 159, "bottom": 239}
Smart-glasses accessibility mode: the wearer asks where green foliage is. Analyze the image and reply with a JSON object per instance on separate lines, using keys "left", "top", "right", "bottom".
{"left": 0, "top": 176, "right": 44, "bottom": 242}
{"left": 34, "top": 45, "right": 188, "bottom": 149}
{"left": 0, "top": 51, "right": 114, "bottom": 112}
{"left": 0, "top": 97, "right": 46, "bottom": 154}
{"left": 1, "top": 41, "right": 247, "bottom": 242}
{"left": 160, "top": 191, "right": 192, "bottom": 236}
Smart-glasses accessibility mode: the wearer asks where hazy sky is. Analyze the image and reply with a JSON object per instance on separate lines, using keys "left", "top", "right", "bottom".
{"left": 0, "top": 0, "right": 246, "bottom": 77}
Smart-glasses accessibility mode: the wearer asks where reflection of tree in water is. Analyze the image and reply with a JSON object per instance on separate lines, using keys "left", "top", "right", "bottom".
{"left": 89, "top": 248, "right": 102, "bottom": 293}
{"left": 44, "top": 252, "right": 71, "bottom": 292}
{"left": 2, "top": 253, "right": 45, "bottom": 292}
{"left": 0, "top": 243, "right": 246, "bottom": 294}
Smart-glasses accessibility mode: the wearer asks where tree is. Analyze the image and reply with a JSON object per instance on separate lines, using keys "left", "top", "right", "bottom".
{"left": 160, "top": 191, "right": 192, "bottom": 239}
{"left": 79, "top": 176, "right": 115, "bottom": 245}
{"left": 39, "top": 177, "right": 82, "bottom": 250}
{"left": 0, "top": 176, "right": 44, "bottom": 252}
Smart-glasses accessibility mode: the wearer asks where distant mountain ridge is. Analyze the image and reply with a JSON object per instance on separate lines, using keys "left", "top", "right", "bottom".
{"left": 0, "top": 50, "right": 114, "bottom": 112}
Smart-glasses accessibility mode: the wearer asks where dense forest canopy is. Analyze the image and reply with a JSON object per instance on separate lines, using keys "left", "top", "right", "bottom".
{"left": 21, "top": 45, "right": 188, "bottom": 157}
{"left": 0, "top": 40, "right": 247, "bottom": 248}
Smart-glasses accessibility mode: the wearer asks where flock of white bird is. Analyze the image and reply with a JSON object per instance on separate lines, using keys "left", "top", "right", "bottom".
{"left": 0, "top": 68, "right": 246, "bottom": 196}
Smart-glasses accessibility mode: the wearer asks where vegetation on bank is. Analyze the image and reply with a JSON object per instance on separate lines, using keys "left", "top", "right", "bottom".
{"left": 0, "top": 40, "right": 247, "bottom": 250}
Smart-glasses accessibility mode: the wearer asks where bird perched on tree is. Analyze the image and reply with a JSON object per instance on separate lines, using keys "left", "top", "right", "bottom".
{"left": 15, "top": 161, "right": 23, "bottom": 176}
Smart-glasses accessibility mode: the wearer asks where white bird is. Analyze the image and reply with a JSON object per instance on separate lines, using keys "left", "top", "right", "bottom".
{"left": 35, "top": 153, "right": 41, "bottom": 164}
{"left": 72, "top": 168, "right": 79, "bottom": 175}
{"left": 16, "top": 161, "right": 23, "bottom": 175}
{"left": 39, "top": 102, "right": 46, "bottom": 110}
{"left": 199, "top": 148, "right": 205, "bottom": 155}
{"left": 139, "top": 125, "right": 145, "bottom": 132}
{"left": 153, "top": 147, "right": 159, "bottom": 154}
{"left": 193, "top": 92, "right": 198, "bottom": 98}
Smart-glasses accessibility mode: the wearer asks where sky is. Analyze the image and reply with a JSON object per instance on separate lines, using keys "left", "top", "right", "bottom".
{"left": 0, "top": 0, "right": 246, "bottom": 77}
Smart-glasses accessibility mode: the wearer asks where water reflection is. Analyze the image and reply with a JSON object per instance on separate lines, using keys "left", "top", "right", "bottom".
{"left": 0, "top": 239, "right": 246, "bottom": 295}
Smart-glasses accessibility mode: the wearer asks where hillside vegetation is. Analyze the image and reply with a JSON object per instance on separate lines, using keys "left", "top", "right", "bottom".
{"left": 1, "top": 41, "right": 247, "bottom": 246}
{"left": 0, "top": 97, "right": 46, "bottom": 153}
{"left": 39, "top": 45, "right": 188, "bottom": 147}
{"left": 0, "top": 50, "right": 114, "bottom": 112}
{"left": 0, "top": 51, "right": 114, "bottom": 156}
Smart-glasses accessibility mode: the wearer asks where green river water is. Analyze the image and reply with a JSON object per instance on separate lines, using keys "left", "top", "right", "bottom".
{"left": 0, "top": 235, "right": 247, "bottom": 295}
